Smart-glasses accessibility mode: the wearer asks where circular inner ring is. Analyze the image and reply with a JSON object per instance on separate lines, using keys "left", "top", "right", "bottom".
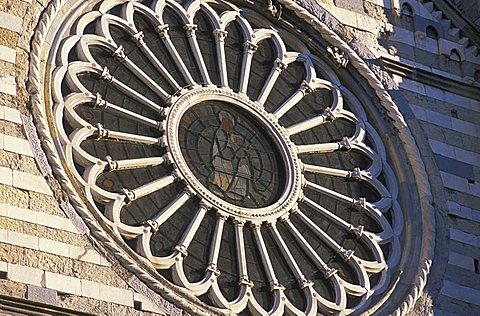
{"left": 178, "top": 101, "right": 286, "bottom": 208}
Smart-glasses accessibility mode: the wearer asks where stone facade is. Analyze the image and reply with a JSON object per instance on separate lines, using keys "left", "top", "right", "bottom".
{"left": 0, "top": 0, "right": 478, "bottom": 315}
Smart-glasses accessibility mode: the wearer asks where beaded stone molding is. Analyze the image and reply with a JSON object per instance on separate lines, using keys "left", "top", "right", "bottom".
{"left": 28, "top": 0, "right": 434, "bottom": 315}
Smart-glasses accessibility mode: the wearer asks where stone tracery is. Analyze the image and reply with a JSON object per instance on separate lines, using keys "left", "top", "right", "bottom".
{"left": 47, "top": 0, "right": 405, "bottom": 314}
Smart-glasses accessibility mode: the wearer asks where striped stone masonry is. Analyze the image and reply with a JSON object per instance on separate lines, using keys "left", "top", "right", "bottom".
{"left": 0, "top": 202, "right": 80, "bottom": 233}
{"left": 0, "top": 261, "right": 140, "bottom": 309}
{"left": 0, "top": 166, "right": 52, "bottom": 195}
{"left": 0, "top": 5, "right": 166, "bottom": 312}
{"left": 323, "top": 1, "right": 480, "bottom": 315}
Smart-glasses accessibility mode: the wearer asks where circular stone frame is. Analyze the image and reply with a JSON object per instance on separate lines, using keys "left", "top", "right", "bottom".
{"left": 27, "top": 1, "right": 436, "bottom": 315}
{"left": 166, "top": 87, "right": 303, "bottom": 222}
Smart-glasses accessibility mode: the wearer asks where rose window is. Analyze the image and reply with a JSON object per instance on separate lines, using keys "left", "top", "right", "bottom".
{"left": 39, "top": 0, "right": 410, "bottom": 314}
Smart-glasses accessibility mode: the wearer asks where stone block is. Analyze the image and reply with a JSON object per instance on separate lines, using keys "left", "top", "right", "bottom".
{"left": 455, "top": 148, "right": 480, "bottom": 167}
{"left": 7, "top": 230, "right": 39, "bottom": 250}
{"left": 389, "top": 27, "right": 415, "bottom": 43}
{"left": 38, "top": 237, "right": 70, "bottom": 258}
{"left": 330, "top": 6, "right": 358, "bottom": 28}
{"left": 430, "top": 67, "right": 465, "bottom": 82}
{"left": 416, "top": 37, "right": 439, "bottom": 54}
{"left": 26, "top": 285, "right": 57, "bottom": 305}
{"left": 3, "top": 135, "right": 33, "bottom": 157}
{"left": 399, "top": 78, "right": 426, "bottom": 95}
{"left": 0, "top": 228, "right": 7, "bottom": 243}
{"left": 12, "top": 170, "right": 52, "bottom": 196}
{"left": 81, "top": 279, "right": 101, "bottom": 300}
{"left": 472, "top": 210, "right": 480, "bottom": 223}
{"left": 0, "top": 202, "right": 5, "bottom": 216}
{"left": 429, "top": 139, "right": 455, "bottom": 159}
{"left": 36, "top": 211, "right": 79, "bottom": 234}
{"left": 0, "top": 75, "right": 16, "bottom": 96}
{"left": 450, "top": 228, "right": 480, "bottom": 247}
{"left": 1, "top": 202, "right": 83, "bottom": 235}
{"left": 2, "top": 106, "right": 21, "bottom": 124}
{"left": 332, "top": 0, "right": 364, "bottom": 13}
{"left": 459, "top": 134, "right": 480, "bottom": 155}
{"left": 444, "top": 90, "right": 480, "bottom": 112}
{"left": 469, "top": 182, "right": 480, "bottom": 197}
{"left": 451, "top": 118, "right": 480, "bottom": 138}
{"left": 355, "top": 13, "right": 380, "bottom": 33}
{"left": 390, "top": 42, "right": 416, "bottom": 61}
{"left": 0, "top": 165, "right": 13, "bottom": 186}
{"left": 8, "top": 263, "right": 43, "bottom": 287}
{"left": 434, "top": 155, "right": 474, "bottom": 180}
{"left": 414, "top": 47, "right": 439, "bottom": 68}
{"left": 45, "top": 271, "right": 81, "bottom": 295}
{"left": 438, "top": 39, "right": 463, "bottom": 58}
{"left": 0, "top": 261, "right": 7, "bottom": 273}
{"left": 441, "top": 280, "right": 480, "bottom": 306}
{"left": 99, "top": 255, "right": 110, "bottom": 267}
{"left": 440, "top": 171, "right": 469, "bottom": 193}
{"left": 447, "top": 201, "right": 471, "bottom": 220}
{"left": 99, "top": 284, "right": 134, "bottom": 307}
{"left": 410, "top": 104, "right": 427, "bottom": 121}
{"left": 0, "top": 13, "right": 22, "bottom": 33}
{"left": 69, "top": 247, "right": 102, "bottom": 266}
{"left": 448, "top": 252, "right": 475, "bottom": 271}
{"left": 433, "top": 308, "right": 462, "bottom": 316}
{"left": 0, "top": 45, "right": 16, "bottom": 64}
{"left": 134, "top": 292, "right": 166, "bottom": 314}
{"left": 6, "top": 203, "right": 36, "bottom": 223}
{"left": 427, "top": 110, "right": 453, "bottom": 129}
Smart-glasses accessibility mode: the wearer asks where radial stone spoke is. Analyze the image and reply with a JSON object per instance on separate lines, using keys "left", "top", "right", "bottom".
{"left": 295, "top": 209, "right": 353, "bottom": 261}
{"left": 305, "top": 180, "right": 354, "bottom": 205}
{"left": 252, "top": 224, "right": 283, "bottom": 290}
{"left": 155, "top": 25, "right": 196, "bottom": 86}
{"left": 238, "top": 41, "right": 257, "bottom": 94}
{"left": 175, "top": 204, "right": 208, "bottom": 255}
{"left": 95, "top": 123, "right": 160, "bottom": 145}
{"left": 214, "top": 29, "right": 229, "bottom": 88}
{"left": 273, "top": 81, "right": 312, "bottom": 119}
{"left": 257, "top": 58, "right": 287, "bottom": 105}
{"left": 287, "top": 108, "right": 335, "bottom": 136}
{"left": 283, "top": 218, "right": 337, "bottom": 278}
{"left": 234, "top": 220, "right": 253, "bottom": 286}
{"left": 296, "top": 137, "right": 351, "bottom": 154}
{"left": 207, "top": 212, "right": 226, "bottom": 275}
{"left": 270, "top": 223, "right": 309, "bottom": 287}
{"left": 115, "top": 44, "right": 170, "bottom": 100}
{"left": 105, "top": 156, "right": 165, "bottom": 171}
{"left": 123, "top": 174, "right": 175, "bottom": 202}
{"left": 303, "top": 164, "right": 350, "bottom": 178}
{"left": 185, "top": 24, "right": 212, "bottom": 85}
{"left": 133, "top": 33, "right": 181, "bottom": 91}
{"left": 100, "top": 67, "right": 162, "bottom": 112}
{"left": 93, "top": 93, "right": 161, "bottom": 129}
{"left": 147, "top": 189, "right": 193, "bottom": 230}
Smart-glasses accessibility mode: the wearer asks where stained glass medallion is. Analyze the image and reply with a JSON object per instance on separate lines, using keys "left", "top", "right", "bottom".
{"left": 178, "top": 101, "right": 286, "bottom": 208}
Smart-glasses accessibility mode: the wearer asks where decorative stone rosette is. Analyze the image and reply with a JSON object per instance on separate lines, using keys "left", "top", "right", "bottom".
{"left": 29, "top": 0, "right": 433, "bottom": 315}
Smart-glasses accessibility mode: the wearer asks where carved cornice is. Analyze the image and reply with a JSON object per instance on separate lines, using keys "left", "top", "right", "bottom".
{"left": 430, "top": 0, "right": 480, "bottom": 50}
{"left": 380, "top": 55, "right": 480, "bottom": 99}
